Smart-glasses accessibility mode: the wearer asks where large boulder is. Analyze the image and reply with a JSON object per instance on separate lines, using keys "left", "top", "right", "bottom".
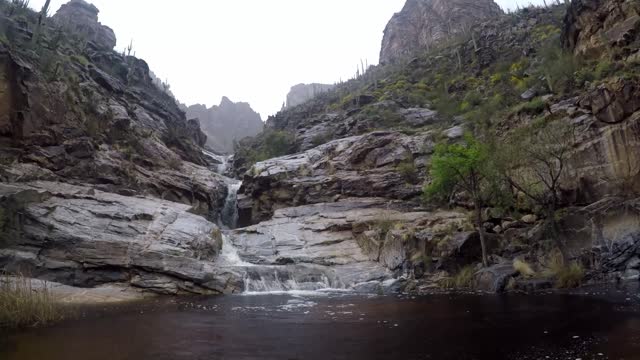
{"left": 0, "top": 181, "right": 242, "bottom": 295}
{"left": 53, "top": 0, "right": 117, "bottom": 51}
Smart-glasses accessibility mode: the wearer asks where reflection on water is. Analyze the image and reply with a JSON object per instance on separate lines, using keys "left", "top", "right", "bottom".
{"left": 1, "top": 291, "right": 639, "bottom": 360}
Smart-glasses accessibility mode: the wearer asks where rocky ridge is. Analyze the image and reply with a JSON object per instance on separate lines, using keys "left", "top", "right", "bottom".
{"left": 286, "top": 83, "right": 335, "bottom": 108}
{"left": 184, "top": 97, "right": 263, "bottom": 154}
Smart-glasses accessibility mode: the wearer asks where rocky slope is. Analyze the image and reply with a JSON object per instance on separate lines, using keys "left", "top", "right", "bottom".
{"left": 184, "top": 97, "right": 263, "bottom": 154}
{"left": 380, "top": 0, "right": 503, "bottom": 64}
{"left": 286, "top": 83, "right": 335, "bottom": 108}
{"left": 0, "top": 0, "right": 238, "bottom": 296}
{"left": 235, "top": 1, "right": 640, "bottom": 292}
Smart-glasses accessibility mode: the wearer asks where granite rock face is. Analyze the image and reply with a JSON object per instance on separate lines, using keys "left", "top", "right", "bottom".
{"left": 380, "top": 0, "right": 502, "bottom": 63}
{"left": 0, "top": 181, "right": 243, "bottom": 295}
{"left": 184, "top": 97, "right": 263, "bottom": 154}
{"left": 238, "top": 131, "right": 434, "bottom": 225}
{"left": 228, "top": 198, "right": 470, "bottom": 291}
{"left": 286, "top": 83, "right": 335, "bottom": 108}
{"left": 0, "top": 0, "right": 228, "bottom": 217}
{"left": 53, "top": 0, "right": 117, "bottom": 51}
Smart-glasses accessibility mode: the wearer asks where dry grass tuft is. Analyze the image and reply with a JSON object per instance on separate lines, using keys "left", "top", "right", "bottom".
{"left": 440, "top": 265, "right": 476, "bottom": 289}
{"left": 542, "top": 252, "right": 585, "bottom": 288}
{"left": 0, "top": 274, "right": 63, "bottom": 328}
{"left": 513, "top": 259, "right": 536, "bottom": 278}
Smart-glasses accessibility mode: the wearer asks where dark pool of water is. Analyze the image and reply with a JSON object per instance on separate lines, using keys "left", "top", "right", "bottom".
{"left": 1, "top": 288, "right": 640, "bottom": 360}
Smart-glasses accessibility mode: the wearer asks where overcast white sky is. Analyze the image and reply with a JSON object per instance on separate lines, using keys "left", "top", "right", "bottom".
{"left": 29, "top": 0, "right": 547, "bottom": 119}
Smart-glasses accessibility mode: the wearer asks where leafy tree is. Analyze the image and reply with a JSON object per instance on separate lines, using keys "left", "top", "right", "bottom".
{"left": 502, "top": 121, "right": 576, "bottom": 262}
{"left": 425, "top": 134, "right": 496, "bottom": 267}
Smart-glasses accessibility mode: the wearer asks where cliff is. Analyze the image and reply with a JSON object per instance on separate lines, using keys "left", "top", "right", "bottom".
{"left": 380, "top": 0, "right": 503, "bottom": 63}
{"left": 286, "top": 83, "right": 335, "bottom": 108}
{"left": 0, "top": 0, "right": 235, "bottom": 295}
{"left": 184, "top": 97, "right": 263, "bottom": 154}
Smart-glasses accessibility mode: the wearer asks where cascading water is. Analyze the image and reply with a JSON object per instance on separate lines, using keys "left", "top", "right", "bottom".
{"left": 242, "top": 269, "right": 337, "bottom": 294}
{"left": 214, "top": 172, "right": 347, "bottom": 295}
{"left": 220, "top": 182, "right": 242, "bottom": 229}
{"left": 202, "top": 150, "right": 232, "bottom": 175}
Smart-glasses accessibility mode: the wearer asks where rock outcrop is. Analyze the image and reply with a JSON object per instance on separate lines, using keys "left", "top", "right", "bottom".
{"left": 286, "top": 83, "right": 335, "bottom": 108}
{"left": 53, "top": 0, "right": 117, "bottom": 51}
{"left": 563, "top": 0, "right": 640, "bottom": 58}
{"left": 238, "top": 131, "right": 433, "bottom": 225}
{"left": 228, "top": 198, "right": 473, "bottom": 291}
{"left": 0, "top": 1, "right": 239, "bottom": 296}
{"left": 0, "top": 0, "right": 228, "bottom": 218}
{"left": 184, "top": 97, "right": 263, "bottom": 154}
{"left": 380, "top": 0, "right": 502, "bottom": 63}
{"left": 0, "top": 181, "right": 242, "bottom": 295}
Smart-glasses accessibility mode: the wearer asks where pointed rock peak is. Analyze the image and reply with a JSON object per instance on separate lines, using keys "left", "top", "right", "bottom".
{"left": 220, "top": 96, "right": 234, "bottom": 107}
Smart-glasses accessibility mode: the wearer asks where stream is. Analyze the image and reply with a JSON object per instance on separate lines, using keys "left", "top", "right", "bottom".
{"left": 1, "top": 288, "right": 640, "bottom": 360}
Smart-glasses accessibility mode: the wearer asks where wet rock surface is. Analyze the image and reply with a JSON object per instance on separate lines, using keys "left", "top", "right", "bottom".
{"left": 0, "top": 181, "right": 240, "bottom": 295}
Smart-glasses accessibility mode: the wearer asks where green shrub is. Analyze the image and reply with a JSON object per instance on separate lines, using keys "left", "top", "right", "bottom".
{"left": 235, "top": 129, "right": 296, "bottom": 168}
{"left": 540, "top": 40, "right": 579, "bottom": 94}
{"left": 397, "top": 160, "right": 418, "bottom": 184}
{"left": 0, "top": 274, "right": 63, "bottom": 328}
{"left": 71, "top": 54, "right": 89, "bottom": 67}
{"left": 511, "top": 97, "right": 546, "bottom": 116}
{"left": 310, "top": 133, "right": 331, "bottom": 147}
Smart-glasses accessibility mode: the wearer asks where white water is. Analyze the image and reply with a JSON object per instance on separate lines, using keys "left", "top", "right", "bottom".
{"left": 214, "top": 175, "right": 351, "bottom": 296}
{"left": 219, "top": 234, "right": 347, "bottom": 295}
{"left": 219, "top": 234, "right": 254, "bottom": 267}
{"left": 220, "top": 182, "right": 242, "bottom": 229}
{"left": 202, "top": 150, "right": 232, "bottom": 175}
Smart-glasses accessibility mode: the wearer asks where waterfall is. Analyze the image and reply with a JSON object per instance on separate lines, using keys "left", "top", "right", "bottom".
{"left": 243, "top": 270, "right": 335, "bottom": 294}
{"left": 214, "top": 178, "right": 348, "bottom": 295}
{"left": 220, "top": 182, "right": 241, "bottom": 229}
{"left": 202, "top": 150, "right": 232, "bottom": 175}
{"left": 219, "top": 234, "right": 254, "bottom": 267}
